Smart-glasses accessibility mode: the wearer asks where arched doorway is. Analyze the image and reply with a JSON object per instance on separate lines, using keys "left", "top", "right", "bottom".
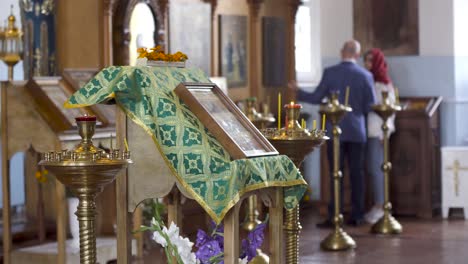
{"left": 113, "top": 0, "right": 165, "bottom": 66}
{"left": 128, "top": 3, "right": 156, "bottom": 65}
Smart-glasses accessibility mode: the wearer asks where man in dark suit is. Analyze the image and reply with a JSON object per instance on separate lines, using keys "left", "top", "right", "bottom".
{"left": 293, "top": 40, "right": 376, "bottom": 226}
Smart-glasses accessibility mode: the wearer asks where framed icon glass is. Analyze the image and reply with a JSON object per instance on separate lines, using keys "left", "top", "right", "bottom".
{"left": 175, "top": 82, "right": 278, "bottom": 159}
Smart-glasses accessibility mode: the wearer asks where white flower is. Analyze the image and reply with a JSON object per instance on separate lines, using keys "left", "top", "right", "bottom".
{"left": 150, "top": 220, "right": 198, "bottom": 264}
{"left": 173, "top": 235, "right": 197, "bottom": 264}
{"left": 166, "top": 222, "right": 180, "bottom": 241}
{"left": 152, "top": 231, "right": 167, "bottom": 247}
{"left": 239, "top": 257, "right": 249, "bottom": 264}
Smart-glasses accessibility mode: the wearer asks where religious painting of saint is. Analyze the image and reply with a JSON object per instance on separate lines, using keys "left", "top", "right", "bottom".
{"left": 219, "top": 15, "right": 247, "bottom": 88}
{"left": 354, "top": 0, "right": 419, "bottom": 55}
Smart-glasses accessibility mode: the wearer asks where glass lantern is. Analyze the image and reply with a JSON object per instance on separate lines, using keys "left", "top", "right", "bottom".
{"left": 2, "top": 5, "right": 23, "bottom": 81}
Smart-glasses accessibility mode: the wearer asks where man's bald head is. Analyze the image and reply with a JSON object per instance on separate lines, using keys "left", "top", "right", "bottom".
{"left": 341, "top": 40, "right": 361, "bottom": 60}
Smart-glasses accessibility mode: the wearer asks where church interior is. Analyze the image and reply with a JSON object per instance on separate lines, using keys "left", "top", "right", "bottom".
{"left": 0, "top": 0, "right": 468, "bottom": 263}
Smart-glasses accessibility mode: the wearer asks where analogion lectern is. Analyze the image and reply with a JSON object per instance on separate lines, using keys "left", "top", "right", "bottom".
{"left": 64, "top": 66, "right": 309, "bottom": 264}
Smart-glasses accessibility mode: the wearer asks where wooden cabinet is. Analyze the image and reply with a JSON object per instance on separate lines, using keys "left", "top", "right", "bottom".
{"left": 390, "top": 96, "right": 442, "bottom": 218}
{"left": 318, "top": 96, "right": 442, "bottom": 219}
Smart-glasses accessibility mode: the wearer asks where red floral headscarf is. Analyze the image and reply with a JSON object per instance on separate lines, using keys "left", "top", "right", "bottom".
{"left": 369, "top": 48, "right": 391, "bottom": 84}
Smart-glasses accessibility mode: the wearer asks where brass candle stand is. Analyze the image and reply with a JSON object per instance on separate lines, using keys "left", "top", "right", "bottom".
{"left": 319, "top": 92, "right": 355, "bottom": 251}
{"left": 243, "top": 97, "right": 275, "bottom": 231}
{"left": 370, "top": 91, "right": 402, "bottom": 235}
{"left": 262, "top": 102, "right": 328, "bottom": 264}
{"left": 39, "top": 116, "right": 132, "bottom": 264}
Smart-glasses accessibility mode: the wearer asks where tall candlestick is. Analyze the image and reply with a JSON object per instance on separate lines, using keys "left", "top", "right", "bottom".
{"left": 313, "top": 120, "right": 317, "bottom": 130}
{"left": 322, "top": 114, "right": 326, "bottom": 130}
{"left": 394, "top": 87, "right": 400, "bottom": 104}
{"left": 278, "top": 93, "right": 282, "bottom": 129}
{"left": 124, "top": 138, "right": 129, "bottom": 152}
{"left": 345, "top": 86, "right": 350, "bottom": 106}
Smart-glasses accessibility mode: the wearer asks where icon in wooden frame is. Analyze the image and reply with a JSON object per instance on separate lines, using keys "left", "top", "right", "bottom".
{"left": 175, "top": 82, "right": 278, "bottom": 159}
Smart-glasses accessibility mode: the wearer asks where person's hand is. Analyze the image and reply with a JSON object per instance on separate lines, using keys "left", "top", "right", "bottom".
{"left": 288, "top": 80, "right": 299, "bottom": 93}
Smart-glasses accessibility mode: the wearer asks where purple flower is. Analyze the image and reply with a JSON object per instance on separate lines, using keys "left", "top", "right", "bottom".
{"left": 248, "top": 223, "right": 266, "bottom": 249}
{"left": 209, "top": 220, "right": 224, "bottom": 234}
{"left": 195, "top": 240, "right": 222, "bottom": 264}
{"left": 196, "top": 229, "right": 211, "bottom": 248}
{"left": 214, "top": 234, "right": 224, "bottom": 250}
{"left": 240, "top": 238, "right": 257, "bottom": 261}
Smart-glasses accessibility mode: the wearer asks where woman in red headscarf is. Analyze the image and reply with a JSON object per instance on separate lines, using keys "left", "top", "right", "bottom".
{"left": 363, "top": 48, "right": 396, "bottom": 224}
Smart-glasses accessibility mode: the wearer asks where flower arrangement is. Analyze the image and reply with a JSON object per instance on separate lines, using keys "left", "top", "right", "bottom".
{"left": 137, "top": 46, "right": 188, "bottom": 62}
{"left": 195, "top": 219, "right": 267, "bottom": 264}
{"left": 138, "top": 200, "right": 267, "bottom": 264}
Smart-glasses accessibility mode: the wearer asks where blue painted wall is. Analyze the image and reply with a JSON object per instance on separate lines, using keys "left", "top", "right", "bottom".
{"left": 321, "top": 56, "right": 462, "bottom": 146}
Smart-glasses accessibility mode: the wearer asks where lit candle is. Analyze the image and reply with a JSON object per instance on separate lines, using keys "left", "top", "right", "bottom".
{"left": 322, "top": 114, "right": 326, "bottom": 130}
{"left": 124, "top": 138, "right": 129, "bottom": 152}
{"left": 313, "top": 120, "right": 317, "bottom": 130}
{"left": 345, "top": 86, "right": 350, "bottom": 106}
{"left": 278, "top": 93, "right": 281, "bottom": 129}
{"left": 394, "top": 87, "right": 400, "bottom": 104}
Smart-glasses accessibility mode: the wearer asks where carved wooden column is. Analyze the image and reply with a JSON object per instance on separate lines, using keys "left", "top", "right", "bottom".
{"left": 103, "top": 0, "right": 116, "bottom": 67}
{"left": 157, "top": 0, "right": 169, "bottom": 51}
{"left": 247, "top": 0, "right": 264, "bottom": 98}
{"left": 286, "top": 0, "right": 302, "bottom": 101}
{"left": 203, "top": 0, "right": 218, "bottom": 76}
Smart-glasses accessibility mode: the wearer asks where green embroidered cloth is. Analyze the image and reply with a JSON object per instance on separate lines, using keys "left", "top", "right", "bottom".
{"left": 65, "top": 66, "right": 307, "bottom": 223}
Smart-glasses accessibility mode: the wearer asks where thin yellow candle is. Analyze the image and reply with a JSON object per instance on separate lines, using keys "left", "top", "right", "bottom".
{"left": 345, "top": 86, "right": 350, "bottom": 106}
{"left": 313, "top": 119, "right": 317, "bottom": 130}
{"left": 394, "top": 87, "right": 400, "bottom": 104}
{"left": 278, "top": 93, "right": 282, "bottom": 129}
{"left": 124, "top": 138, "right": 129, "bottom": 152}
{"left": 322, "top": 114, "right": 326, "bottom": 130}
{"left": 301, "top": 118, "right": 305, "bottom": 129}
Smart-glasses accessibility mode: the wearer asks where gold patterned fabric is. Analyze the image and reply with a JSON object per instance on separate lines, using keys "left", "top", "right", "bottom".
{"left": 65, "top": 66, "right": 307, "bottom": 223}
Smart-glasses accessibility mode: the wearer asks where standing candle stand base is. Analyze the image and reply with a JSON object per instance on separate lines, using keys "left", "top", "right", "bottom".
{"left": 370, "top": 91, "right": 402, "bottom": 235}
{"left": 371, "top": 208, "right": 402, "bottom": 234}
{"left": 39, "top": 116, "right": 132, "bottom": 264}
{"left": 262, "top": 101, "right": 328, "bottom": 263}
{"left": 319, "top": 92, "right": 355, "bottom": 251}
